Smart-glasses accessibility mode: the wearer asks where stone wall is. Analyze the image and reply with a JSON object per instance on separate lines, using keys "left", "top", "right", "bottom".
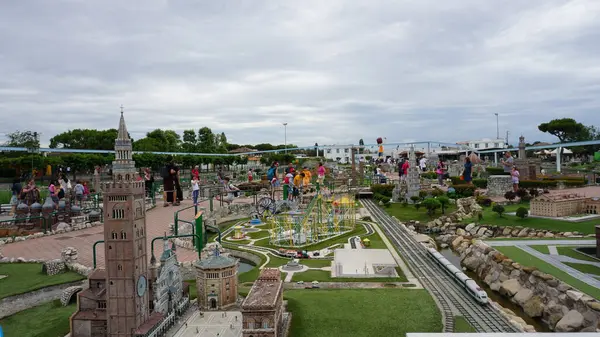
{"left": 487, "top": 175, "right": 513, "bottom": 197}
{"left": 454, "top": 240, "right": 600, "bottom": 332}
{"left": 0, "top": 280, "right": 86, "bottom": 319}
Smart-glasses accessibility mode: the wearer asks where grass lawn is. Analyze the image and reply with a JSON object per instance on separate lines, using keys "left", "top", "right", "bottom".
{"left": 290, "top": 269, "right": 407, "bottom": 283}
{"left": 385, "top": 203, "right": 457, "bottom": 223}
{"left": 465, "top": 204, "right": 598, "bottom": 234}
{"left": 0, "top": 300, "right": 76, "bottom": 337}
{"left": 530, "top": 245, "right": 550, "bottom": 254}
{"left": 0, "top": 263, "right": 85, "bottom": 299}
{"left": 253, "top": 225, "right": 367, "bottom": 251}
{"left": 364, "top": 229, "right": 388, "bottom": 249}
{"left": 206, "top": 218, "right": 247, "bottom": 242}
{"left": 556, "top": 246, "right": 600, "bottom": 262}
{"left": 495, "top": 246, "right": 600, "bottom": 299}
{"left": 454, "top": 316, "right": 476, "bottom": 333}
{"left": 245, "top": 230, "right": 269, "bottom": 240}
{"left": 285, "top": 289, "right": 442, "bottom": 337}
{"left": 563, "top": 262, "right": 600, "bottom": 276}
{"left": 223, "top": 245, "right": 266, "bottom": 283}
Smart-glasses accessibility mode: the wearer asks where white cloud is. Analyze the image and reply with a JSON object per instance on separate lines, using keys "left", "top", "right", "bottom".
{"left": 0, "top": 0, "right": 599, "bottom": 147}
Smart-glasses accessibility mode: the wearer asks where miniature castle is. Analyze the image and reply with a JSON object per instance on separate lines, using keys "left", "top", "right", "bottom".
{"left": 405, "top": 146, "right": 421, "bottom": 203}
{"left": 70, "top": 110, "right": 189, "bottom": 337}
{"left": 514, "top": 135, "right": 541, "bottom": 180}
{"left": 530, "top": 194, "right": 600, "bottom": 217}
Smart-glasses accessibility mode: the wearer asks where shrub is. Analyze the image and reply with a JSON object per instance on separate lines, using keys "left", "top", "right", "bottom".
{"left": 518, "top": 180, "right": 558, "bottom": 189}
{"left": 430, "top": 188, "right": 444, "bottom": 197}
{"left": 504, "top": 191, "right": 517, "bottom": 203}
{"left": 420, "top": 171, "right": 437, "bottom": 179}
{"left": 410, "top": 196, "right": 420, "bottom": 204}
{"left": 438, "top": 196, "right": 450, "bottom": 214}
{"left": 476, "top": 196, "right": 492, "bottom": 207}
{"left": 422, "top": 198, "right": 442, "bottom": 216}
{"left": 472, "top": 179, "right": 488, "bottom": 188}
{"left": 371, "top": 184, "right": 394, "bottom": 197}
{"left": 453, "top": 185, "right": 476, "bottom": 197}
{"left": 492, "top": 204, "right": 505, "bottom": 217}
{"left": 486, "top": 167, "right": 509, "bottom": 175}
{"left": 414, "top": 203, "right": 422, "bottom": 211}
{"left": 401, "top": 201, "right": 408, "bottom": 208}
{"left": 419, "top": 190, "right": 428, "bottom": 200}
{"left": 516, "top": 207, "right": 528, "bottom": 219}
{"left": 529, "top": 188, "right": 540, "bottom": 198}
{"left": 516, "top": 188, "right": 529, "bottom": 199}
{"left": 520, "top": 194, "right": 533, "bottom": 202}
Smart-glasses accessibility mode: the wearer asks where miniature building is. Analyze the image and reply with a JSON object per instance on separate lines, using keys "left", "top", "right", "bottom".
{"left": 514, "top": 135, "right": 541, "bottom": 180}
{"left": 194, "top": 246, "right": 238, "bottom": 310}
{"left": 405, "top": 146, "right": 421, "bottom": 203}
{"left": 530, "top": 194, "right": 600, "bottom": 218}
{"left": 241, "top": 268, "right": 289, "bottom": 337}
{"left": 71, "top": 110, "right": 189, "bottom": 337}
{"left": 149, "top": 239, "right": 188, "bottom": 315}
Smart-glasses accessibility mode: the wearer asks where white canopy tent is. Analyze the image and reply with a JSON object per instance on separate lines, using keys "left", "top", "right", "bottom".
{"left": 549, "top": 148, "right": 573, "bottom": 156}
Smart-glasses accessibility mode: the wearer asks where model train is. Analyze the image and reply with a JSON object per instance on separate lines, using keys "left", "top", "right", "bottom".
{"left": 426, "top": 247, "right": 489, "bottom": 304}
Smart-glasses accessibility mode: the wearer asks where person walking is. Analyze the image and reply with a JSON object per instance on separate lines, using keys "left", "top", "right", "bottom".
{"left": 401, "top": 160, "right": 409, "bottom": 182}
{"left": 191, "top": 176, "right": 200, "bottom": 205}
{"left": 247, "top": 168, "right": 253, "bottom": 182}
{"left": 436, "top": 159, "right": 446, "bottom": 186}
{"left": 317, "top": 162, "right": 326, "bottom": 185}
{"left": 162, "top": 156, "right": 178, "bottom": 207}
{"left": 10, "top": 178, "right": 21, "bottom": 215}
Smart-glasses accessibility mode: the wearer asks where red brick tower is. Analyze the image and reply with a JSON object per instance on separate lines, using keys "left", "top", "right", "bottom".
{"left": 103, "top": 108, "right": 150, "bottom": 336}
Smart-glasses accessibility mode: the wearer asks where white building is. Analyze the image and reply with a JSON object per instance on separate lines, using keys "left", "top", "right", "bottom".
{"left": 322, "top": 145, "right": 429, "bottom": 163}
{"left": 457, "top": 138, "right": 507, "bottom": 150}
{"left": 332, "top": 248, "right": 398, "bottom": 278}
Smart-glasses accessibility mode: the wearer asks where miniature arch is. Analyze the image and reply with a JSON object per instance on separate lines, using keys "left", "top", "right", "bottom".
{"left": 60, "top": 286, "right": 84, "bottom": 306}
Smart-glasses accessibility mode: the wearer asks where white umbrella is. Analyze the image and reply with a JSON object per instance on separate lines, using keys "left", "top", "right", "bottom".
{"left": 550, "top": 148, "right": 573, "bottom": 155}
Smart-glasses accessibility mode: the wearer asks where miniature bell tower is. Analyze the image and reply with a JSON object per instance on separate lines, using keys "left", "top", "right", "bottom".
{"left": 103, "top": 107, "right": 150, "bottom": 336}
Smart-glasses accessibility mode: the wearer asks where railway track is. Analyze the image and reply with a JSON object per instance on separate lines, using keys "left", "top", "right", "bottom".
{"left": 362, "top": 200, "right": 520, "bottom": 333}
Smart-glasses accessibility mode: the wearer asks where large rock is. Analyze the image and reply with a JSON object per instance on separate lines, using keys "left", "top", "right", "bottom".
{"left": 61, "top": 247, "right": 78, "bottom": 264}
{"left": 451, "top": 236, "right": 464, "bottom": 249}
{"left": 545, "top": 232, "right": 555, "bottom": 238}
{"left": 517, "top": 228, "right": 529, "bottom": 237}
{"left": 499, "top": 279, "right": 521, "bottom": 297}
{"left": 502, "top": 227, "right": 513, "bottom": 236}
{"left": 456, "top": 228, "right": 466, "bottom": 236}
{"left": 523, "top": 295, "right": 544, "bottom": 318}
{"left": 465, "top": 223, "right": 476, "bottom": 232}
{"left": 462, "top": 255, "right": 483, "bottom": 271}
{"left": 513, "top": 288, "right": 533, "bottom": 306}
{"left": 476, "top": 227, "right": 488, "bottom": 236}
{"left": 555, "top": 310, "right": 584, "bottom": 332}
{"left": 566, "top": 290, "right": 584, "bottom": 302}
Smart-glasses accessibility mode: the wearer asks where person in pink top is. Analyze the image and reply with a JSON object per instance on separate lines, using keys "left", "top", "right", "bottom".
{"left": 317, "top": 162, "right": 326, "bottom": 185}
{"left": 511, "top": 166, "right": 520, "bottom": 192}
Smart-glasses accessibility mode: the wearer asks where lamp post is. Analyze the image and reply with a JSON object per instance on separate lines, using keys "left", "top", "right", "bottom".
{"left": 283, "top": 123, "right": 288, "bottom": 153}
{"left": 494, "top": 113, "right": 499, "bottom": 139}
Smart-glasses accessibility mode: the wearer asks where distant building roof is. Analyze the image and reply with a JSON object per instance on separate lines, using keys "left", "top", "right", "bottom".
{"left": 195, "top": 254, "right": 236, "bottom": 269}
{"left": 229, "top": 147, "right": 257, "bottom": 154}
{"left": 534, "top": 193, "right": 587, "bottom": 201}
{"left": 88, "top": 269, "right": 106, "bottom": 280}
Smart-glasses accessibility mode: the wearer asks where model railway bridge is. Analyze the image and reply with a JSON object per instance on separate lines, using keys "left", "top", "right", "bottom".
{"left": 362, "top": 200, "right": 521, "bottom": 333}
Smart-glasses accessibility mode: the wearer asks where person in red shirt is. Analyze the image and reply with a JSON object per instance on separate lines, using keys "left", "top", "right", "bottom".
{"left": 191, "top": 165, "right": 200, "bottom": 180}
{"left": 401, "top": 160, "right": 409, "bottom": 181}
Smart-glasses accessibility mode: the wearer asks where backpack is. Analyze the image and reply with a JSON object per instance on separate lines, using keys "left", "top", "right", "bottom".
{"left": 267, "top": 167, "right": 276, "bottom": 181}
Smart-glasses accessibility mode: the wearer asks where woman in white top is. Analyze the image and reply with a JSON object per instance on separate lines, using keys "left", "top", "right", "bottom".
{"left": 222, "top": 177, "right": 240, "bottom": 204}
{"left": 191, "top": 177, "right": 200, "bottom": 205}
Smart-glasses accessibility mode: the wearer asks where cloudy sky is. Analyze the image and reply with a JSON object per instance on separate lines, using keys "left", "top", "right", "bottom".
{"left": 1, "top": 0, "right": 599, "bottom": 149}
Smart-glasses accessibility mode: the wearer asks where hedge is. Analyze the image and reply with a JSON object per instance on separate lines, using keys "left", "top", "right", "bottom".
{"left": 517, "top": 180, "right": 586, "bottom": 189}
{"left": 371, "top": 184, "right": 394, "bottom": 197}
{"left": 451, "top": 184, "right": 476, "bottom": 197}
{"left": 449, "top": 177, "right": 488, "bottom": 189}
{"left": 485, "top": 167, "right": 509, "bottom": 175}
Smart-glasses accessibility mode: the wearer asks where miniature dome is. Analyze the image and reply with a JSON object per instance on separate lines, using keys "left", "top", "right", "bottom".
{"left": 42, "top": 196, "right": 55, "bottom": 210}
{"left": 58, "top": 200, "right": 66, "bottom": 210}
{"left": 195, "top": 255, "right": 236, "bottom": 269}
{"left": 30, "top": 202, "right": 42, "bottom": 211}
{"left": 71, "top": 204, "right": 81, "bottom": 213}
{"left": 17, "top": 202, "right": 29, "bottom": 211}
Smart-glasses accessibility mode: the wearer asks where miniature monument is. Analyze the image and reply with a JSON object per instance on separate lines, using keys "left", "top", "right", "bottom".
{"left": 514, "top": 135, "right": 541, "bottom": 180}
{"left": 70, "top": 110, "right": 189, "bottom": 337}
{"left": 530, "top": 194, "right": 600, "bottom": 217}
{"left": 194, "top": 245, "right": 239, "bottom": 311}
{"left": 405, "top": 146, "right": 421, "bottom": 203}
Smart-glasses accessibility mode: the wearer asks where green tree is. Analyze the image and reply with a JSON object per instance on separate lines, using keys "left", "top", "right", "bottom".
{"left": 198, "top": 127, "right": 216, "bottom": 153}
{"left": 49, "top": 129, "right": 118, "bottom": 150}
{"left": 182, "top": 129, "right": 197, "bottom": 152}
{"left": 358, "top": 139, "right": 364, "bottom": 154}
{"left": 492, "top": 204, "right": 505, "bottom": 217}
{"left": 133, "top": 129, "right": 181, "bottom": 152}
{"left": 538, "top": 118, "right": 587, "bottom": 142}
{"left": 4, "top": 130, "right": 40, "bottom": 149}
{"left": 422, "top": 198, "right": 441, "bottom": 217}
{"left": 438, "top": 196, "right": 450, "bottom": 214}
{"left": 516, "top": 207, "right": 528, "bottom": 219}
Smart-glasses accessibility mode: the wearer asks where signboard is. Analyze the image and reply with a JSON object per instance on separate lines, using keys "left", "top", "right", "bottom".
{"left": 594, "top": 152, "right": 600, "bottom": 161}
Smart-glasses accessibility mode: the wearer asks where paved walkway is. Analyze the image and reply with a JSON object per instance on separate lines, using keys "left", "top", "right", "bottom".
{"left": 173, "top": 310, "right": 242, "bottom": 337}
{"left": 486, "top": 239, "right": 596, "bottom": 247}
{"left": 518, "top": 245, "right": 600, "bottom": 290}
{"left": 548, "top": 245, "right": 559, "bottom": 255}
{"left": 0, "top": 198, "right": 252, "bottom": 268}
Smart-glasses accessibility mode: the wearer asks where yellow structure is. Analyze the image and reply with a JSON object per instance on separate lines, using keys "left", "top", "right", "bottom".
{"left": 269, "top": 193, "right": 357, "bottom": 248}
{"left": 232, "top": 225, "right": 245, "bottom": 240}
{"left": 530, "top": 194, "right": 600, "bottom": 217}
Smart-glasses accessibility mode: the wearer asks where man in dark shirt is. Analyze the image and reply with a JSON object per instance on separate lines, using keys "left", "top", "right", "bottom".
{"left": 10, "top": 178, "right": 22, "bottom": 215}
{"left": 162, "top": 156, "right": 179, "bottom": 207}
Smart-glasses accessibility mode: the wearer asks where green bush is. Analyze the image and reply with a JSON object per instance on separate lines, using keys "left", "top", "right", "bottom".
{"left": 453, "top": 185, "right": 476, "bottom": 197}
{"left": 492, "top": 204, "right": 505, "bottom": 217}
{"left": 472, "top": 179, "right": 488, "bottom": 188}
{"left": 486, "top": 167, "right": 509, "bottom": 175}
{"left": 475, "top": 195, "right": 492, "bottom": 207}
{"left": 422, "top": 198, "right": 442, "bottom": 216}
{"left": 516, "top": 207, "right": 528, "bottom": 219}
{"left": 371, "top": 184, "right": 394, "bottom": 197}
{"left": 420, "top": 171, "right": 437, "bottom": 179}
{"left": 518, "top": 180, "right": 558, "bottom": 189}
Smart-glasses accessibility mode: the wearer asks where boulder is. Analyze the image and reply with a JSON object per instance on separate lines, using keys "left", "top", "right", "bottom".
{"left": 476, "top": 227, "right": 488, "bottom": 236}
{"left": 547, "top": 279, "right": 559, "bottom": 287}
{"left": 490, "top": 282, "right": 502, "bottom": 291}
{"left": 523, "top": 295, "right": 544, "bottom": 317}
{"left": 563, "top": 232, "right": 573, "bottom": 237}
{"left": 555, "top": 310, "right": 584, "bottom": 332}
{"left": 511, "top": 228, "right": 521, "bottom": 236}
{"left": 566, "top": 290, "right": 584, "bottom": 302}
{"left": 456, "top": 228, "right": 466, "bottom": 236}
{"left": 557, "top": 282, "right": 572, "bottom": 292}
{"left": 451, "top": 236, "right": 464, "bottom": 249}
{"left": 545, "top": 232, "right": 555, "bottom": 238}
{"left": 517, "top": 228, "right": 529, "bottom": 237}
{"left": 502, "top": 227, "right": 513, "bottom": 236}
{"left": 513, "top": 288, "right": 533, "bottom": 306}
{"left": 499, "top": 279, "right": 521, "bottom": 297}
{"left": 463, "top": 255, "right": 483, "bottom": 271}
{"left": 586, "top": 301, "right": 600, "bottom": 311}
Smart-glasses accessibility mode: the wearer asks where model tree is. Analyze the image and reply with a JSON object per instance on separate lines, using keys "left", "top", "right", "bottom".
{"left": 492, "top": 204, "right": 505, "bottom": 217}
{"left": 504, "top": 191, "right": 517, "bottom": 203}
{"left": 516, "top": 207, "right": 528, "bottom": 219}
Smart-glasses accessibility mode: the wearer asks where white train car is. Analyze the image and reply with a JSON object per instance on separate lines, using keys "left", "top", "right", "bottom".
{"left": 426, "top": 247, "right": 488, "bottom": 304}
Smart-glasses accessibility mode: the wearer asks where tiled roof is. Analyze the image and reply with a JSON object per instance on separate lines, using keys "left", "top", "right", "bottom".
{"left": 242, "top": 269, "right": 282, "bottom": 310}
{"left": 72, "top": 309, "right": 106, "bottom": 321}
{"left": 88, "top": 268, "right": 106, "bottom": 280}
{"left": 195, "top": 255, "right": 236, "bottom": 269}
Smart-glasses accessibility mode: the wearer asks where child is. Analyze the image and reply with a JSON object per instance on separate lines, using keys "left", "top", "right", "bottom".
{"left": 74, "top": 180, "right": 84, "bottom": 203}
{"left": 317, "top": 162, "right": 326, "bottom": 185}
{"left": 511, "top": 166, "right": 520, "bottom": 192}
{"left": 222, "top": 177, "right": 239, "bottom": 204}
{"left": 191, "top": 176, "right": 200, "bottom": 205}
{"left": 293, "top": 172, "right": 304, "bottom": 201}
{"left": 247, "top": 168, "right": 253, "bottom": 182}
{"left": 284, "top": 171, "right": 294, "bottom": 200}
